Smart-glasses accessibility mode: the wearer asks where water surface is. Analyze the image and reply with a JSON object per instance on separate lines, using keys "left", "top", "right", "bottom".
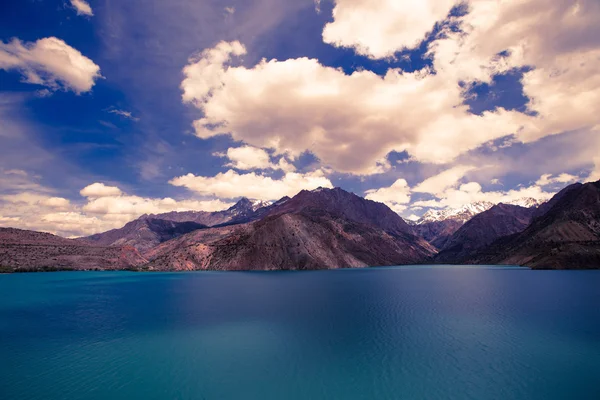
{"left": 1, "top": 266, "right": 600, "bottom": 399}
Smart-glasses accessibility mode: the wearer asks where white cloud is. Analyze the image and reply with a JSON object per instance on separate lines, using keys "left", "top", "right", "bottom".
{"left": 322, "top": 0, "right": 456, "bottom": 58}
{"left": 81, "top": 191, "right": 231, "bottom": 218}
{"left": 181, "top": 41, "right": 530, "bottom": 175}
{"left": 587, "top": 157, "right": 600, "bottom": 182}
{"left": 217, "top": 145, "right": 297, "bottom": 172}
{"left": 109, "top": 109, "right": 139, "bottom": 121}
{"left": 70, "top": 0, "right": 94, "bottom": 16}
{"left": 535, "top": 173, "right": 579, "bottom": 187}
{"left": 224, "top": 6, "right": 235, "bottom": 15}
{"left": 0, "top": 37, "right": 101, "bottom": 94}
{"left": 365, "top": 178, "right": 411, "bottom": 213}
{"left": 169, "top": 169, "right": 333, "bottom": 201}
{"left": 413, "top": 165, "right": 475, "bottom": 196}
{"left": 412, "top": 180, "right": 555, "bottom": 210}
{"left": 80, "top": 183, "right": 122, "bottom": 198}
{"left": 1, "top": 178, "right": 234, "bottom": 237}
{"left": 177, "top": 1, "right": 600, "bottom": 177}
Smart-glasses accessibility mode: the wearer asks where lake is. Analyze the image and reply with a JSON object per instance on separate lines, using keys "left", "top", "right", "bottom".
{"left": 1, "top": 266, "right": 600, "bottom": 399}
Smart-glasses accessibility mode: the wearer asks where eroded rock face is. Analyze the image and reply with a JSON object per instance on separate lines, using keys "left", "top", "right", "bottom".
{"left": 144, "top": 209, "right": 435, "bottom": 271}
{"left": 81, "top": 197, "right": 286, "bottom": 252}
{"left": 142, "top": 187, "right": 435, "bottom": 271}
{"left": 0, "top": 228, "right": 146, "bottom": 272}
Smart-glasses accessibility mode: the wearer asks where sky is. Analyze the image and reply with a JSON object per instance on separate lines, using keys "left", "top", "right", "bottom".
{"left": 0, "top": 0, "right": 599, "bottom": 237}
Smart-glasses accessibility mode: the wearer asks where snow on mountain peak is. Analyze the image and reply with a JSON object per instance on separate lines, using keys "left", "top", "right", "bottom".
{"left": 415, "top": 198, "right": 544, "bottom": 225}
{"left": 505, "top": 197, "right": 543, "bottom": 208}
{"left": 416, "top": 201, "right": 494, "bottom": 225}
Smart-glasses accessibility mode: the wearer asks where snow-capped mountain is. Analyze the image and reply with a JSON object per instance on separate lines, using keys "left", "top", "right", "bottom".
{"left": 505, "top": 197, "right": 543, "bottom": 208}
{"left": 416, "top": 202, "right": 494, "bottom": 225}
{"left": 415, "top": 198, "right": 544, "bottom": 225}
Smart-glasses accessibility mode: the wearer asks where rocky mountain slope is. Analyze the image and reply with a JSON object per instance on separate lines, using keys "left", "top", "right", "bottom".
{"left": 468, "top": 181, "right": 600, "bottom": 269}
{"left": 435, "top": 204, "right": 537, "bottom": 263}
{"left": 0, "top": 228, "right": 146, "bottom": 272}
{"left": 143, "top": 188, "right": 435, "bottom": 271}
{"left": 83, "top": 197, "right": 285, "bottom": 251}
{"left": 413, "top": 198, "right": 542, "bottom": 249}
{"left": 84, "top": 218, "right": 208, "bottom": 252}
{"left": 150, "top": 197, "right": 279, "bottom": 227}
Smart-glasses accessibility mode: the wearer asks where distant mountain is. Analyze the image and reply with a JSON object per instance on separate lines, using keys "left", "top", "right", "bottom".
{"left": 0, "top": 228, "right": 146, "bottom": 272}
{"left": 415, "top": 201, "right": 494, "bottom": 225}
{"left": 143, "top": 187, "right": 435, "bottom": 271}
{"left": 148, "top": 197, "right": 279, "bottom": 227}
{"left": 469, "top": 181, "right": 600, "bottom": 269}
{"left": 83, "top": 197, "right": 286, "bottom": 251}
{"left": 435, "top": 204, "right": 537, "bottom": 263}
{"left": 507, "top": 197, "right": 544, "bottom": 208}
{"left": 84, "top": 218, "right": 208, "bottom": 252}
{"left": 413, "top": 198, "right": 542, "bottom": 249}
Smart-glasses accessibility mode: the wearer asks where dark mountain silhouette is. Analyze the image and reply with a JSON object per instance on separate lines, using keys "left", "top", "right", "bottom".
{"left": 435, "top": 204, "right": 537, "bottom": 263}
{"left": 0, "top": 228, "right": 146, "bottom": 272}
{"left": 468, "top": 181, "right": 600, "bottom": 269}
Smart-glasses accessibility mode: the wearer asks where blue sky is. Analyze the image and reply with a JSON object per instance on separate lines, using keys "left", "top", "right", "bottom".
{"left": 1, "top": 0, "right": 599, "bottom": 236}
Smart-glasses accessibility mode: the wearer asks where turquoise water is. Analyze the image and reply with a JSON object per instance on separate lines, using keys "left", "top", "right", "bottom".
{"left": 1, "top": 267, "right": 600, "bottom": 400}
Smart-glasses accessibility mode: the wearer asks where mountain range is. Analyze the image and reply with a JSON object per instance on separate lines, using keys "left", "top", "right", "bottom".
{"left": 1, "top": 181, "right": 599, "bottom": 272}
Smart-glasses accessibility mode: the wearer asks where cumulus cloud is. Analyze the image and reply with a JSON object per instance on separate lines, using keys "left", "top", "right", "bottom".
{"left": 587, "top": 157, "right": 600, "bottom": 182}
{"left": 323, "top": 0, "right": 456, "bottom": 58}
{"left": 0, "top": 37, "right": 101, "bottom": 93}
{"left": 0, "top": 174, "right": 234, "bottom": 237}
{"left": 70, "top": 0, "right": 94, "bottom": 16}
{"left": 364, "top": 179, "right": 411, "bottom": 213}
{"left": 169, "top": 169, "right": 333, "bottom": 201}
{"left": 181, "top": 1, "right": 600, "bottom": 176}
{"left": 413, "top": 165, "right": 475, "bottom": 196}
{"left": 535, "top": 173, "right": 580, "bottom": 187}
{"left": 217, "top": 145, "right": 296, "bottom": 172}
{"left": 80, "top": 186, "right": 232, "bottom": 218}
{"left": 181, "top": 41, "right": 530, "bottom": 175}
{"left": 80, "top": 183, "right": 122, "bottom": 198}
{"left": 412, "top": 180, "right": 556, "bottom": 210}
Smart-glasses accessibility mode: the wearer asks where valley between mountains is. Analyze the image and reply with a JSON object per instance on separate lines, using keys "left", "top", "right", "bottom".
{"left": 1, "top": 181, "right": 599, "bottom": 272}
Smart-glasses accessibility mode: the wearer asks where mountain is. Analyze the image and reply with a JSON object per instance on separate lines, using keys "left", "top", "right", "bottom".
{"left": 84, "top": 218, "right": 208, "bottom": 252}
{"left": 435, "top": 204, "right": 537, "bottom": 263}
{"left": 83, "top": 197, "right": 285, "bottom": 251}
{"left": 468, "top": 181, "right": 600, "bottom": 269}
{"left": 413, "top": 202, "right": 493, "bottom": 250}
{"left": 412, "top": 219, "right": 464, "bottom": 250}
{"left": 413, "top": 198, "right": 542, "bottom": 249}
{"left": 0, "top": 228, "right": 146, "bottom": 272}
{"left": 415, "top": 201, "right": 494, "bottom": 225}
{"left": 146, "top": 197, "right": 278, "bottom": 227}
{"left": 142, "top": 187, "right": 435, "bottom": 271}
{"left": 269, "top": 187, "right": 414, "bottom": 236}
{"left": 507, "top": 197, "right": 543, "bottom": 208}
